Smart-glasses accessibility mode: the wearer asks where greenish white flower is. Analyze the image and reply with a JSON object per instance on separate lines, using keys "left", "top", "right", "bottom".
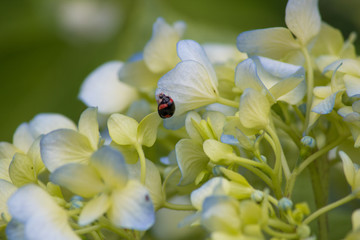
{"left": 120, "top": 18, "right": 186, "bottom": 92}
{"left": 176, "top": 111, "right": 226, "bottom": 185}
{"left": 237, "top": 0, "right": 321, "bottom": 62}
{"left": 51, "top": 146, "right": 155, "bottom": 230}
{"left": 6, "top": 184, "right": 79, "bottom": 240}
{"left": 156, "top": 40, "right": 220, "bottom": 117}
{"left": 235, "top": 56, "right": 305, "bottom": 105}
{"left": 345, "top": 209, "right": 360, "bottom": 240}
{"left": 41, "top": 108, "right": 101, "bottom": 172}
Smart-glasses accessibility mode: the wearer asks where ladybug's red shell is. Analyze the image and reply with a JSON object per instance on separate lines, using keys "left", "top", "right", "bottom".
{"left": 157, "top": 93, "right": 175, "bottom": 118}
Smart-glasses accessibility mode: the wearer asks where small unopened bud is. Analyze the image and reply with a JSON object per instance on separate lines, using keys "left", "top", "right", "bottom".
{"left": 251, "top": 190, "right": 264, "bottom": 203}
{"left": 278, "top": 197, "right": 293, "bottom": 211}
{"left": 70, "top": 196, "right": 84, "bottom": 209}
{"left": 297, "top": 224, "right": 311, "bottom": 238}
{"left": 301, "top": 136, "right": 316, "bottom": 149}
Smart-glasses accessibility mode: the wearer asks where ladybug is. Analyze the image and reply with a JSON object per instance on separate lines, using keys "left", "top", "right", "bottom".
{"left": 157, "top": 93, "right": 175, "bottom": 118}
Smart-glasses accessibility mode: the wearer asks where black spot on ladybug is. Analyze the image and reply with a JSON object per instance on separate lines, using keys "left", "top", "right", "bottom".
{"left": 145, "top": 195, "right": 150, "bottom": 202}
{"left": 157, "top": 93, "right": 175, "bottom": 119}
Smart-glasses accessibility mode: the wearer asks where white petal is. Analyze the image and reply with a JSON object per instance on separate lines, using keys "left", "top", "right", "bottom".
{"left": 90, "top": 146, "right": 128, "bottom": 188}
{"left": 190, "top": 177, "right": 230, "bottom": 210}
{"left": 235, "top": 58, "right": 267, "bottom": 93}
{"left": 324, "top": 59, "right": 360, "bottom": 76}
{"left": 156, "top": 60, "right": 218, "bottom": 116}
{"left": 177, "top": 40, "right": 218, "bottom": 88}
{"left": 79, "top": 61, "right": 139, "bottom": 114}
{"left": 9, "top": 153, "right": 37, "bottom": 187}
{"left": 25, "top": 212, "right": 80, "bottom": 240}
{"left": 13, "top": 123, "right": 34, "bottom": 153}
{"left": 119, "top": 59, "right": 161, "bottom": 92}
{"left": 78, "top": 108, "right": 100, "bottom": 150}
{"left": 6, "top": 220, "right": 25, "bottom": 240}
{"left": 0, "top": 157, "right": 12, "bottom": 182}
{"left": 41, "top": 129, "right": 94, "bottom": 172}
{"left": 312, "top": 90, "right": 344, "bottom": 114}
{"left": 237, "top": 27, "right": 300, "bottom": 59}
{"left": 312, "top": 22, "right": 343, "bottom": 57}
{"left": 78, "top": 193, "right": 110, "bottom": 226}
{"left": 344, "top": 75, "right": 360, "bottom": 97}
{"left": 202, "top": 43, "right": 247, "bottom": 65}
{"left": 109, "top": 180, "right": 155, "bottom": 230}
{"left": 50, "top": 163, "right": 105, "bottom": 198}
{"left": 143, "top": 18, "right": 182, "bottom": 73}
{"left": 29, "top": 113, "right": 77, "bottom": 138}
{"left": 0, "top": 142, "right": 19, "bottom": 159}
{"left": 127, "top": 159, "right": 164, "bottom": 210}
{"left": 285, "top": 0, "right": 321, "bottom": 45}
{"left": 7, "top": 185, "right": 69, "bottom": 229}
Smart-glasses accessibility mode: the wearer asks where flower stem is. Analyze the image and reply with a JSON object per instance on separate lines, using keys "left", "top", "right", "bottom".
{"left": 135, "top": 144, "right": 146, "bottom": 184}
{"left": 162, "top": 201, "right": 196, "bottom": 211}
{"left": 303, "top": 193, "right": 356, "bottom": 225}
{"left": 162, "top": 166, "right": 179, "bottom": 200}
{"left": 216, "top": 97, "right": 239, "bottom": 108}
{"left": 285, "top": 135, "right": 348, "bottom": 196}
{"left": 75, "top": 225, "right": 101, "bottom": 235}
{"left": 301, "top": 46, "right": 314, "bottom": 134}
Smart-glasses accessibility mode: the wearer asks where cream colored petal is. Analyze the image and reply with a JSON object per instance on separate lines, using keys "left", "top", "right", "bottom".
{"left": 0, "top": 157, "right": 12, "bottom": 181}
{"left": 107, "top": 113, "right": 138, "bottom": 145}
{"left": 29, "top": 113, "right": 77, "bottom": 138}
{"left": 9, "top": 153, "right": 37, "bottom": 187}
{"left": 119, "top": 59, "right": 161, "bottom": 92}
{"left": 78, "top": 107, "right": 100, "bottom": 150}
{"left": 79, "top": 61, "right": 138, "bottom": 114}
{"left": 27, "top": 136, "right": 45, "bottom": 176}
{"left": 185, "top": 111, "right": 203, "bottom": 142}
{"left": 352, "top": 209, "right": 360, "bottom": 230}
{"left": 78, "top": 193, "right": 110, "bottom": 226}
{"left": 0, "top": 142, "right": 19, "bottom": 159}
{"left": 344, "top": 75, "right": 360, "bottom": 97}
{"left": 90, "top": 146, "right": 128, "bottom": 188}
{"left": 13, "top": 123, "right": 34, "bottom": 153}
{"left": 312, "top": 22, "right": 343, "bottom": 56}
{"left": 137, "top": 112, "right": 162, "bottom": 147}
{"left": 143, "top": 18, "right": 181, "bottom": 73}
{"left": 202, "top": 43, "right": 247, "bottom": 65}
{"left": 0, "top": 180, "right": 17, "bottom": 219}
{"left": 239, "top": 88, "right": 270, "bottom": 130}
{"left": 156, "top": 60, "right": 218, "bottom": 116}
{"left": 50, "top": 163, "right": 105, "bottom": 198}
{"left": 177, "top": 40, "right": 218, "bottom": 88}
{"left": 339, "top": 151, "right": 356, "bottom": 187}
{"left": 41, "top": 129, "right": 94, "bottom": 172}
{"left": 237, "top": 27, "right": 300, "bottom": 59}
{"left": 285, "top": 0, "right": 321, "bottom": 45}
{"left": 176, "top": 139, "right": 209, "bottom": 186}
{"left": 109, "top": 180, "right": 155, "bottom": 230}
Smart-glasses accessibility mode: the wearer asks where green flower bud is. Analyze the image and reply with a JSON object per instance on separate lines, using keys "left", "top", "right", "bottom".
{"left": 251, "top": 190, "right": 264, "bottom": 203}
{"left": 278, "top": 197, "right": 293, "bottom": 211}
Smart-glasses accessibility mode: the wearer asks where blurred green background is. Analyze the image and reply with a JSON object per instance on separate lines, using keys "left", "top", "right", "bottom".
{"left": 0, "top": 0, "right": 359, "bottom": 239}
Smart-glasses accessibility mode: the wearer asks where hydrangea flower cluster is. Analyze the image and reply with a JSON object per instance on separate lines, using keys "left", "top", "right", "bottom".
{"left": 1, "top": 0, "right": 360, "bottom": 239}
